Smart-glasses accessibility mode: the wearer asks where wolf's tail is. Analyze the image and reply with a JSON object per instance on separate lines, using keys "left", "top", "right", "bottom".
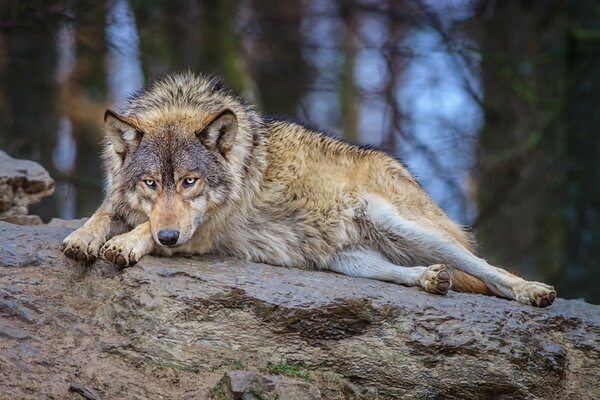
{"left": 448, "top": 268, "right": 493, "bottom": 295}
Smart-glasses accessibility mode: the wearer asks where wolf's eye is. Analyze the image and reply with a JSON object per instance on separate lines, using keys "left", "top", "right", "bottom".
{"left": 183, "top": 177, "right": 197, "bottom": 188}
{"left": 144, "top": 179, "right": 156, "bottom": 189}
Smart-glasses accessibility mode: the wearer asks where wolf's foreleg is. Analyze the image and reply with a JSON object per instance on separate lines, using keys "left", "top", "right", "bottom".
{"left": 329, "top": 248, "right": 451, "bottom": 295}
{"left": 60, "top": 210, "right": 114, "bottom": 262}
{"left": 364, "top": 195, "right": 556, "bottom": 307}
{"left": 99, "top": 221, "right": 154, "bottom": 267}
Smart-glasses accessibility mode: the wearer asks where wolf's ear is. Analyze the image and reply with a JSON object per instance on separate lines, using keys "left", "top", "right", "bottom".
{"left": 197, "top": 109, "right": 238, "bottom": 157}
{"left": 104, "top": 110, "right": 143, "bottom": 157}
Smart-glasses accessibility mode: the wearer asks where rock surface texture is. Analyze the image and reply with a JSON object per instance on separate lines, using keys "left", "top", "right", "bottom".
{"left": 0, "top": 220, "right": 599, "bottom": 399}
{"left": 212, "top": 371, "right": 322, "bottom": 400}
{"left": 0, "top": 150, "right": 54, "bottom": 216}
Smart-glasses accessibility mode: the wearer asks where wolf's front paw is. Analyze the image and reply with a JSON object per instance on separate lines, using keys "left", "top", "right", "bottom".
{"left": 514, "top": 281, "right": 556, "bottom": 308}
{"left": 100, "top": 235, "right": 145, "bottom": 267}
{"left": 419, "top": 264, "right": 452, "bottom": 295}
{"left": 60, "top": 228, "right": 105, "bottom": 263}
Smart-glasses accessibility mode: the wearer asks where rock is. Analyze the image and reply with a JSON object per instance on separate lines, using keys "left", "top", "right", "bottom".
{"left": 0, "top": 215, "right": 43, "bottom": 225}
{"left": 0, "top": 221, "right": 71, "bottom": 267}
{"left": 68, "top": 383, "right": 103, "bottom": 400}
{"left": 0, "top": 222, "right": 599, "bottom": 399}
{"left": 0, "top": 320, "right": 32, "bottom": 340}
{"left": 47, "top": 217, "right": 86, "bottom": 229}
{"left": 342, "top": 380, "right": 378, "bottom": 400}
{"left": 212, "top": 370, "right": 321, "bottom": 400}
{"left": 0, "top": 150, "right": 54, "bottom": 216}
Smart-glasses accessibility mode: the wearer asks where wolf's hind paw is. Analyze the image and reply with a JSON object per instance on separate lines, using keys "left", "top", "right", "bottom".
{"left": 514, "top": 281, "right": 556, "bottom": 308}
{"left": 419, "top": 264, "right": 452, "bottom": 295}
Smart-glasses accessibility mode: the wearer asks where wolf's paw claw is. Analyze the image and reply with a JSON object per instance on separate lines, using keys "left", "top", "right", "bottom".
{"left": 420, "top": 264, "right": 451, "bottom": 295}
{"left": 60, "top": 229, "right": 103, "bottom": 263}
{"left": 100, "top": 238, "right": 140, "bottom": 267}
{"left": 514, "top": 281, "right": 556, "bottom": 308}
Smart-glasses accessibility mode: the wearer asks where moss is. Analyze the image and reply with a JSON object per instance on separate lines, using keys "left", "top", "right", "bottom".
{"left": 266, "top": 357, "right": 311, "bottom": 382}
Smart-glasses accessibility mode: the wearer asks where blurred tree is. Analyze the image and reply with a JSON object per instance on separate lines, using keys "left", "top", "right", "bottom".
{"left": 477, "top": 0, "right": 565, "bottom": 282}
{"left": 564, "top": 0, "right": 600, "bottom": 301}
{"left": 339, "top": 0, "right": 359, "bottom": 142}
{"left": 130, "top": 0, "right": 199, "bottom": 79}
{"left": 65, "top": 0, "right": 108, "bottom": 217}
{"left": 164, "top": 0, "right": 202, "bottom": 72}
{"left": 381, "top": 0, "right": 411, "bottom": 154}
{"left": 477, "top": 0, "right": 600, "bottom": 302}
{"left": 477, "top": 0, "right": 565, "bottom": 288}
{"left": 247, "top": 0, "right": 312, "bottom": 115}
{"left": 131, "top": 0, "right": 257, "bottom": 101}
{"left": 198, "top": 0, "right": 257, "bottom": 102}
{"left": 0, "top": 0, "right": 63, "bottom": 218}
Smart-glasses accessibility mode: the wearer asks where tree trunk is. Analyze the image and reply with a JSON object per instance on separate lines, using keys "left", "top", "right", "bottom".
{"left": 476, "top": 0, "right": 567, "bottom": 296}
{"left": 564, "top": 0, "right": 600, "bottom": 301}
{"left": 67, "top": 0, "right": 108, "bottom": 217}
{"left": 0, "top": 0, "right": 62, "bottom": 220}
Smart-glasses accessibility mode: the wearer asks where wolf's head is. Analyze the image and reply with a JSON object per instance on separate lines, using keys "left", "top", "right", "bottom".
{"left": 103, "top": 72, "right": 262, "bottom": 248}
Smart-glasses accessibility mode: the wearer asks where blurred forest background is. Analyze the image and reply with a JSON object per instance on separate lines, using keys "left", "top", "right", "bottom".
{"left": 0, "top": 0, "right": 598, "bottom": 303}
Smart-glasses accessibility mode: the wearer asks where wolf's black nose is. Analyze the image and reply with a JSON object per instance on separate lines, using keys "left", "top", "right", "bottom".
{"left": 157, "top": 229, "right": 179, "bottom": 246}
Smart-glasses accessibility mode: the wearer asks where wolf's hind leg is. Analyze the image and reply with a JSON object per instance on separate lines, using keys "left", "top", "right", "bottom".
{"left": 364, "top": 195, "right": 556, "bottom": 307}
{"left": 329, "top": 248, "right": 452, "bottom": 295}
{"left": 100, "top": 221, "right": 154, "bottom": 267}
{"left": 60, "top": 211, "right": 114, "bottom": 262}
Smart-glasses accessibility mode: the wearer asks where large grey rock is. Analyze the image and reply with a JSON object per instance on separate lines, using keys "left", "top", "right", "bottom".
{"left": 212, "top": 370, "right": 321, "bottom": 400}
{"left": 0, "top": 150, "right": 54, "bottom": 216}
{"left": 0, "top": 221, "right": 599, "bottom": 399}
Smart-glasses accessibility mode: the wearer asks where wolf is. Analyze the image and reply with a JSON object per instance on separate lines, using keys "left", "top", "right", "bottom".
{"left": 60, "top": 71, "right": 556, "bottom": 307}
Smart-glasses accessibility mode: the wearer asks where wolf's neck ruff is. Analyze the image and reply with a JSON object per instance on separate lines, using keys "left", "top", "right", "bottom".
{"left": 60, "top": 71, "right": 556, "bottom": 308}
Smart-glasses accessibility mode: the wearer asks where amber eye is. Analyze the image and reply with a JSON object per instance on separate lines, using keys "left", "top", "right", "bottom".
{"left": 144, "top": 179, "right": 157, "bottom": 189}
{"left": 183, "top": 177, "right": 197, "bottom": 188}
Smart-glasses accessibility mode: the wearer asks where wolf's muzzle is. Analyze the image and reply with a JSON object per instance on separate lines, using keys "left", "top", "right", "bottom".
{"left": 158, "top": 229, "right": 180, "bottom": 246}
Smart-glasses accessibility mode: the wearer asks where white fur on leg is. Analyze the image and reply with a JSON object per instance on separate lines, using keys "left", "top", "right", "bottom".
{"left": 329, "top": 248, "right": 425, "bottom": 287}
{"left": 363, "top": 194, "right": 556, "bottom": 305}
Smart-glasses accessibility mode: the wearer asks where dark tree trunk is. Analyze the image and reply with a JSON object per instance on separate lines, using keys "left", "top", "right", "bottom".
{"left": 247, "top": 0, "right": 312, "bottom": 115}
{"left": 130, "top": 0, "right": 173, "bottom": 79}
{"left": 476, "top": 0, "right": 567, "bottom": 293}
{"left": 477, "top": 0, "right": 600, "bottom": 303}
{"left": 0, "top": 0, "right": 63, "bottom": 220}
{"left": 69, "top": 0, "right": 108, "bottom": 217}
{"left": 564, "top": 0, "right": 600, "bottom": 301}
{"left": 339, "top": 0, "right": 358, "bottom": 142}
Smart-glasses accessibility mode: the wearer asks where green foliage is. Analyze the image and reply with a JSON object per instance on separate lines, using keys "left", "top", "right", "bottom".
{"left": 266, "top": 357, "right": 311, "bottom": 381}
